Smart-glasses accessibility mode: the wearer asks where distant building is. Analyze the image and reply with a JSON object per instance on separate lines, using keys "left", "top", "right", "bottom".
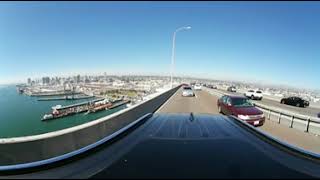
{"left": 42, "top": 77, "right": 50, "bottom": 85}
{"left": 55, "top": 77, "right": 60, "bottom": 85}
{"left": 27, "top": 78, "right": 31, "bottom": 85}
{"left": 77, "top": 75, "right": 81, "bottom": 83}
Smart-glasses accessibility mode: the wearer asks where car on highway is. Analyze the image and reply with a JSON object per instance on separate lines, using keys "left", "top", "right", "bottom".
{"left": 194, "top": 84, "right": 202, "bottom": 91}
{"left": 227, "top": 86, "right": 236, "bottom": 92}
{"left": 244, "top": 90, "right": 263, "bottom": 100}
{"left": 207, "top": 84, "right": 217, "bottom": 89}
{"left": 182, "top": 86, "right": 195, "bottom": 97}
{"left": 217, "top": 95, "right": 265, "bottom": 126}
{"left": 280, "top": 96, "right": 309, "bottom": 108}
{"left": 318, "top": 113, "right": 320, "bottom": 118}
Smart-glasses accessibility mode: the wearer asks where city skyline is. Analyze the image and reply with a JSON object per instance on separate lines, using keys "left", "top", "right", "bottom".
{"left": 3, "top": 71, "right": 318, "bottom": 93}
{"left": 1, "top": 2, "right": 320, "bottom": 89}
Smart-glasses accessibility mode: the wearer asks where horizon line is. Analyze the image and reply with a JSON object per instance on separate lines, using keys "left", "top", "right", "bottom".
{"left": 0, "top": 73, "right": 318, "bottom": 92}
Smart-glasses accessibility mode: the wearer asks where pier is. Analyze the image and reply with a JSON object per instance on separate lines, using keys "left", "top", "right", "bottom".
{"left": 55, "top": 98, "right": 105, "bottom": 110}
{"left": 37, "top": 95, "right": 95, "bottom": 101}
{"left": 41, "top": 98, "right": 130, "bottom": 121}
{"left": 30, "top": 91, "right": 82, "bottom": 97}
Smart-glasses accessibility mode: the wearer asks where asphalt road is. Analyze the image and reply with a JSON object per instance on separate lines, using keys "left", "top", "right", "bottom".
{"left": 156, "top": 87, "right": 219, "bottom": 114}
{"left": 217, "top": 89, "right": 320, "bottom": 118}
{"left": 258, "top": 120, "right": 320, "bottom": 154}
{"left": 157, "top": 87, "right": 320, "bottom": 154}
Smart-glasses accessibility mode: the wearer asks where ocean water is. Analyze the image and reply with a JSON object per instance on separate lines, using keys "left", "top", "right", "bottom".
{"left": 0, "top": 85, "right": 127, "bottom": 138}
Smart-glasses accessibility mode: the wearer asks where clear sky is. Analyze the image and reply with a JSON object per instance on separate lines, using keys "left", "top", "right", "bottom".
{"left": 0, "top": 2, "right": 320, "bottom": 90}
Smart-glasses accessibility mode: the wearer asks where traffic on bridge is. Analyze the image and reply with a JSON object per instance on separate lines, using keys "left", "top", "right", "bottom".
{"left": 218, "top": 88, "right": 320, "bottom": 118}
{"left": 158, "top": 86, "right": 320, "bottom": 154}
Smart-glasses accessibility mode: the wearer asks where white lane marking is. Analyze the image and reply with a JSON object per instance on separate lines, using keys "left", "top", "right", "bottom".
{"left": 155, "top": 87, "right": 180, "bottom": 113}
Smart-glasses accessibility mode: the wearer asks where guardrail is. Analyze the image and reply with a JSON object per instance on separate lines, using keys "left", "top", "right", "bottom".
{"left": 0, "top": 85, "right": 181, "bottom": 167}
{"left": 204, "top": 87, "right": 320, "bottom": 135}
{"left": 0, "top": 113, "right": 152, "bottom": 172}
{"left": 230, "top": 115, "right": 320, "bottom": 162}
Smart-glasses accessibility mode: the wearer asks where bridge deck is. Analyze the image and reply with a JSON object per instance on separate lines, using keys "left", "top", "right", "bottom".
{"left": 157, "top": 87, "right": 320, "bottom": 154}
{"left": 156, "top": 87, "right": 219, "bottom": 114}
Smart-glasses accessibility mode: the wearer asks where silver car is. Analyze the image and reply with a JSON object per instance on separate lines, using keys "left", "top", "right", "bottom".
{"left": 182, "top": 86, "right": 195, "bottom": 97}
{"left": 194, "top": 84, "right": 202, "bottom": 91}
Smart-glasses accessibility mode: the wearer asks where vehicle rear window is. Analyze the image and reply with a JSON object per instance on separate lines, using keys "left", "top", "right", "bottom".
{"left": 232, "top": 98, "right": 254, "bottom": 107}
{"left": 256, "top": 91, "right": 262, "bottom": 93}
{"left": 183, "top": 87, "right": 192, "bottom": 90}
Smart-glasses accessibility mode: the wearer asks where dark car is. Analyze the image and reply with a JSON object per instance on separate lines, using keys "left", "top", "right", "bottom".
{"left": 280, "top": 96, "right": 309, "bottom": 108}
{"left": 317, "top": 113, "right": 320, "bottom": 118}
{"left": 227, "top": 86, "right": 236, "bottom": 92}
{"left": 217, "top": 95, "right": 265, "bottom": 126}
{"left": 207, "top": 84, "right": 217, "bottom": 89}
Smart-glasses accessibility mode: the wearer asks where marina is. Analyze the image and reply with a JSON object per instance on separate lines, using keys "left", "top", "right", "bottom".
{"left": 0, "top": 85, "right": 129, "bottom": 138}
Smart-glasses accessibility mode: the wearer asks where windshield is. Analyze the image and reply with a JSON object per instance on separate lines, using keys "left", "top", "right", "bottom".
{"left": 183, "top": 87, "right": 192, "bottom": 90}
{"left": 232, "top": 98, "right": 254, "bottom": 107}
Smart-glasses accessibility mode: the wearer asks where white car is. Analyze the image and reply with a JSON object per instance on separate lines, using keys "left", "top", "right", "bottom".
{"left": 227, "top": 86, "right": 237, "bottom": 92}
{"left": 182, "top": 86, "right": 195, "bottom": 97}
{"left": 194, "top": 84, "right": 202, "bottom": 91}
{"left": 244, "top": 90, "right": 263, "bottom": 100}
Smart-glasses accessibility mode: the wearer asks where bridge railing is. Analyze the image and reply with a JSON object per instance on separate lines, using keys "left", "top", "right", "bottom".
{"left": 204, "top": 87, "right": 320, "bottom": 135}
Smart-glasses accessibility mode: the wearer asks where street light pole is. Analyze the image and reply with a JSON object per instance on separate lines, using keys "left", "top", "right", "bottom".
{"left": 170, "top": 26, "right": 191, "bottom": 89}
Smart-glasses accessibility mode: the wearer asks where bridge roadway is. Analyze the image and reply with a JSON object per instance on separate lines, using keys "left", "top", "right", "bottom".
{"left": 157, "top": 87, "right": 320, "bottom": 154}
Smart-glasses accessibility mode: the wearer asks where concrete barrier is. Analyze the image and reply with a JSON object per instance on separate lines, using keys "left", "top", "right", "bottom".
{"left": 0, "top": 86, "right": 180, "bottom": 166}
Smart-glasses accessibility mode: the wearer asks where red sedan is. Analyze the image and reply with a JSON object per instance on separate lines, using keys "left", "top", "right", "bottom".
{"left": 217, "top": 95, "right": 265, "bottom": 126}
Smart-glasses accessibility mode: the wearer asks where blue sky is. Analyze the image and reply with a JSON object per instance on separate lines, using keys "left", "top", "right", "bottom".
{"left": 0, "top": 2, "right": 320, "bottom": 90}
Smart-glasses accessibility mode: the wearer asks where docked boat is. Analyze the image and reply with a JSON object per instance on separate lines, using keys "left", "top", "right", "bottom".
{"left": 42, "top": 108, "right": 76, "bottom": 121}
{"left": 87, "top": 99, "right": 112, "bottom": 113}
{"left": 42, "top": 114, "right": 54, "bottom": 120}
{"left": 52, "top": 105, "right": 62, "bottom": 110}
{"left": 41, "top": 98, "right": 130, "bottom": 121}
{"left": 91, "top": 103, "right": 112, "bottom": 113}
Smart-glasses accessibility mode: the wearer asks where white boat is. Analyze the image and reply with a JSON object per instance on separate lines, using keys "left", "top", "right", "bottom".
{"left": 42, "top": 114, "right": 53, "bottom": 121}
{"left": 94, "top": 99, "right": 109, "bottom": 105}
{"left": 52, "top": 105, "right": 62, "bottom": 110}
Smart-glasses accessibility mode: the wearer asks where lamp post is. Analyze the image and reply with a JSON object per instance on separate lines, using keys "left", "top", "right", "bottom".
{"left": 170, "top": 26, "right": 191, "bottom": 89}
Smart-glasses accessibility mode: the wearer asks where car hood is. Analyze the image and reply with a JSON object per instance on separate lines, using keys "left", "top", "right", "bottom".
{"left": 232, "top": 106, "right": 263, "bottom": 115}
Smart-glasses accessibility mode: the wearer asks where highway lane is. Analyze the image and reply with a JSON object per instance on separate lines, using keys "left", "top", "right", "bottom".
{"left": 156, "top": 87, "right": 219, "bottom": 114}
{"left": 158, "top": 87, "right": 320, "bottom": 154}
{"left": 215, "top": 89, "right": 320, "bottom": 118}
{"left": 259, "top": 120, "right": 320, "bottom": 154}
{"left": 260, "top": 98, "right": 320, "bottom": 117}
